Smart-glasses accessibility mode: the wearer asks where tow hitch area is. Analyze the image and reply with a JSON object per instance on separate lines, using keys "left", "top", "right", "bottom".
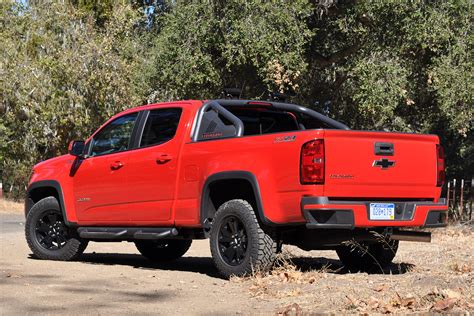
{"left": 283, "top": 229, "right": 432, "bottom": 251}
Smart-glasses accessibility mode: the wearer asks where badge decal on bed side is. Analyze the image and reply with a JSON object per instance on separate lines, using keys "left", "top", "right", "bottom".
{"left": 274, "top": 135, "right": 296, "bottom": 143}
{"left": 330, "top": 174, "right": 354, "bottom": 179}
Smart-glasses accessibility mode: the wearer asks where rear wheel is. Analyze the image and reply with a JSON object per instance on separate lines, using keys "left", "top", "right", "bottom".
{"left": 135, "top": 239, "right": 192, "bottom": 261}
{"left": 336, "top": 239, "right": 399, "bottom": 271}
{"left": 210, "top": 199, "right": 277, "bottom": 278}
{"left": 25, "top": 196, "right": 88, "bottom": 261}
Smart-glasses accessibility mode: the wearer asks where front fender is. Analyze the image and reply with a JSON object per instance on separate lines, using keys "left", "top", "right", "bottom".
{"left": 25, "top": 180, "right": 77, "bottom": 227}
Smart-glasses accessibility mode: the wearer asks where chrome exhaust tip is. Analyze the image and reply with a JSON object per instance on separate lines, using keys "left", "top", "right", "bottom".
{"left": 390, "top": 231, "right": 431, "bottom": 242}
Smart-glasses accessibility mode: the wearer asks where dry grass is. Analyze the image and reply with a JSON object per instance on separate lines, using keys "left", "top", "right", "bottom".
{"left": 233, "top": 226, "right": 474, "bottom": 314}
{"left": 0, "top": 199, "right": 23, "bottom": 214}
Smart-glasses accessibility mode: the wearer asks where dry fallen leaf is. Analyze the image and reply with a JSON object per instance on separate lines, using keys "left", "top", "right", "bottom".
{"left": 381, "top": 304, "right": 394, "bottom": 314}
{"left": 368, "top": 297, "right": 380, "bottom": 309}
{"left": 374, "top": 284, "right": 388, "bottom": 292}
{"left": 401, "top": 296, "right": 416, "bottom": 309}
{"left": 279, "top": 272, "right": 289, "bottom": 282}
{"left": 276, "top": 303, "right": 303, "bottom": 316}
{"left": 346, "top": 294, "right": 360, "bottom": 306}
{"left": 452, "top": 263, "right": 471, "bottom": 273}
{"left": 431, "top": 298, "right": 457, "bottom": 311}
{"left": 391, "top": 293, "right": 403, "bottom": 308}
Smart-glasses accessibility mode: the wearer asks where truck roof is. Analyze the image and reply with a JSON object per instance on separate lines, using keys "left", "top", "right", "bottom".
{"left": 112, "top": 99, "right": 350, "bottom": 130}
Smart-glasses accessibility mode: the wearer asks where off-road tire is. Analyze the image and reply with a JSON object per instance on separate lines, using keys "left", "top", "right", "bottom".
{"left": 135, "top": 239, "right": 192, "bottom": 261}
{"left": 25, "top": 196, "right": 88, "bottom": 261}
{"left": 336, "top": 239, "right": 399, "bottom": 271}
{"left": 210, "top": 199, "right": 277, "bottom": 278}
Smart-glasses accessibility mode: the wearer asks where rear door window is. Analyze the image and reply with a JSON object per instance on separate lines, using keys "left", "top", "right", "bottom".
{"left": 139, "top": 108, "right": 182, "bottom": 147}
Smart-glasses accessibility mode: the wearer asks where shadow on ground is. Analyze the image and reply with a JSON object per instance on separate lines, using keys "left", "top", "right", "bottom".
{"left": 288, "top": 256, "right": 415, "bottom": 275}
{"left": 29, "top": 253, "right": 223, "bottom": 279}
{"left": 29, "top": 252, "right": 415, "bottom": 277}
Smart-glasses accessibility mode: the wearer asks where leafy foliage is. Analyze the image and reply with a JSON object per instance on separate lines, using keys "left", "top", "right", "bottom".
{"left": 1, "top": 0, "right": 472, "bottom": 198}
{"left": 146, "top": 0, "right": 312, "bottom": 100}
{"left": 1, "top": 1, "right": 148, "bottom": 198}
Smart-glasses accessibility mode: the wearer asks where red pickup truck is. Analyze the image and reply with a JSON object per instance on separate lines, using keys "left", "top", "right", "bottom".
{"left": 25, "top": 99, "right": 448, "bottom": 277}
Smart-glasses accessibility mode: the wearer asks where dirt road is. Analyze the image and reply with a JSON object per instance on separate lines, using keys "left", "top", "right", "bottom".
{"left": 1, "top": 202, "right": 473, "bottom": 315}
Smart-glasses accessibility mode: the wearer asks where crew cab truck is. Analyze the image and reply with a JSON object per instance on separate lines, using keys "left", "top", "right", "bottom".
{"left": 25, "top": 99, "right": 448, "bottom": 278}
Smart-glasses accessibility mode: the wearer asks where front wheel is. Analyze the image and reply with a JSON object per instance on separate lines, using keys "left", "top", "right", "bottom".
{"left": 25, "top": 196, "right": 88, "bottom": 261}
{"left": 210, "top": 199, "right": 277, "bottom": 278}
{"left": 336, "top": 238, "right": 399, "bottom": 271}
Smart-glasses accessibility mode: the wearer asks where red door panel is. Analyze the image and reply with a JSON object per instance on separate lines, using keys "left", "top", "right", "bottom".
{"left": 125, "top": 145, "right": 179, "bottom": 223}
{"left": 73, "top": 151, "right": 130, "bottom": 223}
{"left": 124, "top": 107, "right": 188, "bottom": 224}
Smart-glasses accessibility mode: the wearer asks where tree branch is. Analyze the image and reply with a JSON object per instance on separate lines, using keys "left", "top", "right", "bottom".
{"left": 311, "top": 42, "right": 361, "bottom": 67}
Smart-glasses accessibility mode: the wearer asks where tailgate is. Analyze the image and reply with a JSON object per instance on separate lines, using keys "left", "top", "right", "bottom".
{"left": 323, "top": 130, "right": 439, "bottom": 200}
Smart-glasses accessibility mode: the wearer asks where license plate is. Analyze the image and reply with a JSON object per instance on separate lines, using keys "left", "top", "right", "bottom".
{"left": 369, "top": 203, "right": 395, "bottom": 220}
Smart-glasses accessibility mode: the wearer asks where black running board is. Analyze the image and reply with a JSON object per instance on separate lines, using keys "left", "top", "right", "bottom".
{"left": 77, "top": 227, "right": 179, "bottom": 240}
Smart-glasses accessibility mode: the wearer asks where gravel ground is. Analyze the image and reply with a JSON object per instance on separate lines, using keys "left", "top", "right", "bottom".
{"left": 1, "top": 201, "right": 473, "bottom": 315}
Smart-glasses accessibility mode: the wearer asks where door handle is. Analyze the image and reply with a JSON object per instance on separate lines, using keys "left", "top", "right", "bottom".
{"left": 374, "top": 142, "right": 394, "bottom": 156}
{"left": 110, "top": 161, "right": 124, "bottom": 170}
{"left": 156, "top": 154, "right": 172, "bottom": 164}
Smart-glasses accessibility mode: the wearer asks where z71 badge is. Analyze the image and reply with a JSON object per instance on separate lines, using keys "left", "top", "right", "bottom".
{"left": 330, "top": 174, "right": 354, "bottom": 179}
{"left": 274, "top": 135, "right": 296, "bottom": 143}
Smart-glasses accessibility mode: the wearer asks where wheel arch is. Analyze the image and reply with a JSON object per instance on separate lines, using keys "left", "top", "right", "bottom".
{"left": 200, "top": 171, "right": 275, "bottom": 229}
{"left": 25, "top": 180, "right": 76, "bottom": 226}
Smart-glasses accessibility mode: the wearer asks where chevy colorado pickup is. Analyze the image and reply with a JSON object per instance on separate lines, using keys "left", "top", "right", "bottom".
{"left": 25, "top": 99, "right": 448, "bottom": 277}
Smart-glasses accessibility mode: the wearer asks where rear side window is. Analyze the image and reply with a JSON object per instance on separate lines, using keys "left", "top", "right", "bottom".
{"left": 228, "top": 109, "right": 299, "bottom": 136}
{"left": 298, "top": 112, "right": 334, "bottom": 129}
{"left": 140, "top": 108, "right": 182, "bottom": 147}
{"left": 197, "top": 108, "right": 238, "bottom": 140}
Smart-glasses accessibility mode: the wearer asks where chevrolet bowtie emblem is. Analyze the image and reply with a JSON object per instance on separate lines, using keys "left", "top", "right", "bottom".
{"left": 373, "top": 158, "right": 395, "bottom": 169}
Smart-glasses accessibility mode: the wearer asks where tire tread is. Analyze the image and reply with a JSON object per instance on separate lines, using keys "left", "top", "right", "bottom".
{"left": 210, "top": 199, "right": 277, "bottom": 278}
{"left": 25, "top": 196, "right": 87, "bottom": 261}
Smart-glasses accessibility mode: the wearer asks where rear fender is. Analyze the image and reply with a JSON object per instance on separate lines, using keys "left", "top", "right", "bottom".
{"left": 200, "top": 171, "right": 276, "bottom": 227}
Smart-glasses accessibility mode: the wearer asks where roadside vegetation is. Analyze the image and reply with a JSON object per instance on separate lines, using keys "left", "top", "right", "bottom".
{"left": 0, "top": 198, "right": 23, "bottom": 214}
{"left": 1, "top": 0, "right": 472, "bottom": 199}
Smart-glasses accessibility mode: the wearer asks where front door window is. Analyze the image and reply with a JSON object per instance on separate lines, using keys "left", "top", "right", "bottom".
{"left": 89, "top": 113, "right": 138, "bottom": 157}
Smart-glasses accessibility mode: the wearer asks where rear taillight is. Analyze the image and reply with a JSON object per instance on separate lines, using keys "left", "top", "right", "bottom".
{"left": 301, "top": 139, "right": 325, "bottom": 184}
{"left": 436, "top": 144, "right": 445, "bottom": 187}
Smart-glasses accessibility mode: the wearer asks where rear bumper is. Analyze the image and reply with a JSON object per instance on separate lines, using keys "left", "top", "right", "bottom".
{"left": 302, "top": 197, "right": 448, "bottom": 229}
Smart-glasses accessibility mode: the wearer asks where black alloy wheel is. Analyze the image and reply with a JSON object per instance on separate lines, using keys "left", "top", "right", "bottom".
{"left": 35, "top": 210, "right": 69, "bottom": 250}
{"left": 209, "top": 199, "right": 277, "bottom": 278}
{"left": 217, "top": 215, "right": 248, "bottom": 266}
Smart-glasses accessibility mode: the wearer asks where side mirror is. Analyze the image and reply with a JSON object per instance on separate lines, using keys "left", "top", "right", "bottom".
{"left": 68, "top": 140, "right": 85, "bottom": 157}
